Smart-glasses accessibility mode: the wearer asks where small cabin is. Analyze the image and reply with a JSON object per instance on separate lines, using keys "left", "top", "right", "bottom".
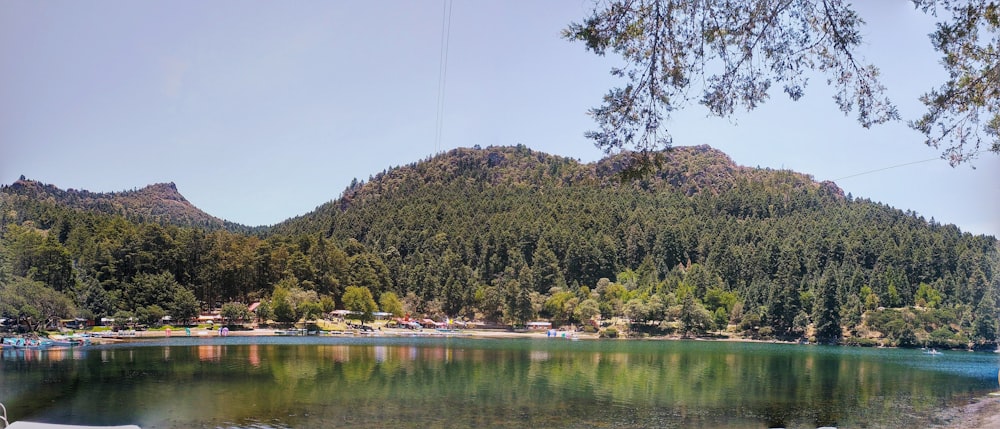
{"left": 526, "top": 321, "right": 552, "bottom": 330}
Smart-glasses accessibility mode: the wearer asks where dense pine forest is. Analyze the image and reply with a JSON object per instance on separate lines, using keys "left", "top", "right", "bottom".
{"left": 2, "top": 145, "right": 997, "bottom": 347}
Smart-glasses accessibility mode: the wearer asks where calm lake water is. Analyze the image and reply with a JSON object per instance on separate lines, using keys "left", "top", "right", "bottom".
{"left": 1, "top": 336, "right": 998, "bottom": 428}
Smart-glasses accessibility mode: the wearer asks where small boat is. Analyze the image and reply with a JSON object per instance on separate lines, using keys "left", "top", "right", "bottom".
{"left": 924, "top": 348, "right": 942, "bottom": 355}
{"left": 7, "top": 423, "right": 141, "bottom": 429}
{"left": 3, "top": 402, "right": 141, "bottom": 429}
{"left": 47, "top": 335, "right": 90, "bottom": 347}
{"left": 2, "top": 338, "right": 52, "bottom": 350}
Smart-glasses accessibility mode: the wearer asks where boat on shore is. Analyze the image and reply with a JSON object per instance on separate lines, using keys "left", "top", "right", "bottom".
{"left": 2, "top": 335, "right": 91, "bottom": 350}
{"left": 46, "top": 335, "right": 90, "bottom": 347}
{"left": 1, "top": 338, "right": 52, "bottom": 350}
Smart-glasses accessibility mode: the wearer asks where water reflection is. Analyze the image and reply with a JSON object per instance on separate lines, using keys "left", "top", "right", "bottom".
{"left": 0, "top": 339, "right": 996, "bottom": 428}
{"left": 198, "top": 345, "right": 222, "bottom": 362}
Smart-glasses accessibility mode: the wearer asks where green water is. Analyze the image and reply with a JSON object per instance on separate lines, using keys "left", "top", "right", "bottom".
{"left": 1, "top": 337, "right": 997, "bottom": 428}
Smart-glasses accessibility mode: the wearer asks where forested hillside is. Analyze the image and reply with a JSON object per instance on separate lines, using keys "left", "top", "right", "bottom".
{"left": 2, "top": 146, "right": 997, "bottom": 347}
{"left": 1, "top": 177, "right": 257, "bottom": 233}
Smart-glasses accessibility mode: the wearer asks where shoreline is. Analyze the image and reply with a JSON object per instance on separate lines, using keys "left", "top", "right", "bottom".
{"left": 92, "top": 327, "right": 599, "bottom": 340}
{"left": 937, "top": 394, "right": 1000, "bottom": 429}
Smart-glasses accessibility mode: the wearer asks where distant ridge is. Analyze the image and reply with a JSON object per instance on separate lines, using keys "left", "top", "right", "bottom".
{"left": 1, "top": 178, "right": 248, "bottom": 231}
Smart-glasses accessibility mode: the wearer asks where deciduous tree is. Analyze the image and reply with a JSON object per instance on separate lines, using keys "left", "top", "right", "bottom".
{"left": 343, "top": 286, "right": 378, "bottom": 326}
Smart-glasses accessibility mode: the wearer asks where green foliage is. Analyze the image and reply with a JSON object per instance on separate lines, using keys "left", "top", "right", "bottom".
{"left": 111, "top": 310, "right": 135, "bottom": 329}
{"left": 254, "top": 301, "right": 273, "bottom": 322}
{"left": 564, "top": 0, "right": 896, "bottom": 159}
{"left": 910, "top": 0, "right": 1000, "bottom": 163}
{"left": 703, "top": 287, "right": 737, "bottom": 315}
{"left": 679, "top": 293, "right": 713, "bottom": 337}
{"left": 544, "top": 291, "right": 578, "bottom": 326}
{"left": 343, "top": 286, "right": 377, "bottom": 325}
{"left": 738, "top": 308, "right": 763, "bottom": 338}
{"left": 379, "top": 292, "right": 404, "bottom": 317}
{"left": 757, "top": 326, "right": 774, "bottom": 340}
{"left": 221, "top": 302, "right": 252, "bottom": 325}
{"left": 866, "top": 309, "right": 919, "bottom": 347}
{"left": 299, "top": 301, "right": 323, "bottom": 321}
{"left": 2, "top": 224, "right": 74, "bottom": 291}
{"left": 915, "top": 283, "right": 943, "bottom": 309}
{"left": 972, "top": 290, "right": 998, "bottom": 344}
{"left": 503, "top": 279, "right": 535, "bottom": 326}
{"left": 567, "top": 0, "right": 996, "bottom": 164}
{"left": 1, "top": 146, "right": 997, "bottom": 347}
{"left": 887, "top": 284, "right": 901, "bottom": 308}
{"left": 320, "top": 296, "right": 336, "bottom": 313}
{"left": 120, "top": 272, "right": 182, "bottom": 313}
{"left": 840, "top": 294, "right": 863, "bottom": 334}
{"left": 0, "top": 276, "right": 75, "bottom": 332}
{"left": 169, "top": 288, "right": 199, "bottom": 324}
{"left": 137, "top": 304, "right": 166, "bottom": 327}
{"left": 574, "top": 298, "right": 601, "bottom": 324}
{"left": 271, "top": 286, "right": 296, "bottom": 324}
{"left": 927, "top": 326, "right": 957, "bottom": 348}
{"left": 813, "top": 273, "right": 842, "bottom": 344}
{"left": 842, "top": 337, "right": 878, "bottom": 347}
{"left": 73, "top": 277, "right": 113, "bottom": 320}
{"left": 714, "top": 307, "right": 730, "bottom": 330}
{"left": 861, "top": 286, "right": 880, "bottom": 311}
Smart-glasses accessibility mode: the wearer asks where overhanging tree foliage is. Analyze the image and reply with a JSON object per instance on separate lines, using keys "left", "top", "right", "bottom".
{"left": 566, "top": 0, "right": 998, "bottom": 165}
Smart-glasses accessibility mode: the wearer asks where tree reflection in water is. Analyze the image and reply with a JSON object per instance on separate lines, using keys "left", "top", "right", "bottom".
{"left": 1, "top": 338, "right": 996, "bottom": 428}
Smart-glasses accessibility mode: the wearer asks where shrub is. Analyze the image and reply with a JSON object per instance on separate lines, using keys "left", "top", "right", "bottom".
{"left": 599, "top": 327, "right": 619, "bottom": 338}
{"left": 927, "top": 326, "right": 956, "bottom": 348}
{"left": 842, "top": 337, "right": 878, "bottom": 347}
{"left": 757, "top": 326, "right": 774, "bottom": 339}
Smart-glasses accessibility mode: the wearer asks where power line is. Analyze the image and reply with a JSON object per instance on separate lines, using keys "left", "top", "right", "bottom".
{"left": 833, "top": 157, "right": 940, "bottom": 181}
{"left": 833, "top": 149, "right": 983, "bottom": 181}
{"left": 434, "top": 0, "right": 453, "bottom": 154}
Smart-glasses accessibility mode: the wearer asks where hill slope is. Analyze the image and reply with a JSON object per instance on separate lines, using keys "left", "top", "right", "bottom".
{"left": 270, "top": 145, "right": 996, "bottom": 340}
{"left": 1, "top": 178, "right": 252, "bottom": 232}
{"left": 2, "top": 145, "right": 997, "bottom": 346}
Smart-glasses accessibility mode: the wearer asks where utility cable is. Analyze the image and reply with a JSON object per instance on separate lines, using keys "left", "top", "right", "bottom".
{"left": 833, "top": 157, "right": 939, "bottom": 181}
{"left": 434, "top": 0, "right": 453, "bottom": 154}
{"left": 833, "top": 150, "right": 982, "bottom": 181}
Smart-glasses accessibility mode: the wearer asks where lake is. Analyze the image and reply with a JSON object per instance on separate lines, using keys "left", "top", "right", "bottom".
{"left": 1, "top": 336, "right": 997, "bottom": 428}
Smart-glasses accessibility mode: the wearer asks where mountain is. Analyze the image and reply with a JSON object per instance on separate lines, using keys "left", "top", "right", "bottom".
{"left": 275, "top": 144, "right": 843, "bottom": 234}
{"left": 1, "top": 178, "right": 254, "bottom": 232}
{"left": 2, "top": 145, "right": 997, "bottom": 347}
{"left": 268, "top": 144, "right": 997, "bottom": 343}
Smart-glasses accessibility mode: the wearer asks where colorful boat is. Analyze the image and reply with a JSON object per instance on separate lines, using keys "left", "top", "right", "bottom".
{"left": 1, "top": 338, "right": 52, "bottom": 349}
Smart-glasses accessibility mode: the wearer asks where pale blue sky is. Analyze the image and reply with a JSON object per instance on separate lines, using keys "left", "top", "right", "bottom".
{"left": 2, "top": 1, "right": 997, "bottom": 237}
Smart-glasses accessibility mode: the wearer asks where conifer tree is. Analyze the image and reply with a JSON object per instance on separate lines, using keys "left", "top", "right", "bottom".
{"left": 813, "top": 272, "right": 842, "bottom": 344}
